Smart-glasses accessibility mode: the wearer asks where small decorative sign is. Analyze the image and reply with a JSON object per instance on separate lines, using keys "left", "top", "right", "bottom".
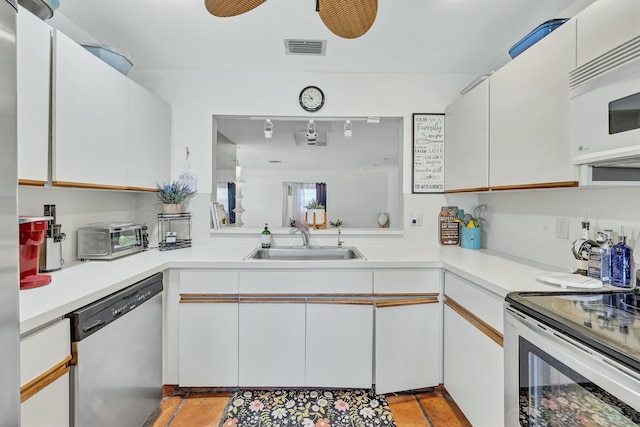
{"left": 412, "top": 113, "right": 445, "bottom": 193}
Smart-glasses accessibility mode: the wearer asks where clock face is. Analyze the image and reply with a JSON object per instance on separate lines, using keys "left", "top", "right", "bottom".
{"left": 299, "top": 86, "right": 325, "bottom": 112}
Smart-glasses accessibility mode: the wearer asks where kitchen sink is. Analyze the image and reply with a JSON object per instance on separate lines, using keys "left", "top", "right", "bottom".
{"left": 243, "top": 246, "right": 366, "bottom": 261}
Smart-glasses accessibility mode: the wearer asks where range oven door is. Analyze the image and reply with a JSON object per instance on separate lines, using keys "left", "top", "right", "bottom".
{"left": 504, "top": 306, "right": 640, "bottom": 427}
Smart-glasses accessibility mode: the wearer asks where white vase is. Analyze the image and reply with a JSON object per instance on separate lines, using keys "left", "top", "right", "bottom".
{"left": 306, "top": 209, "right": 325, "bottom": 225}
{"left": 163, "top": 203, "right": 182, "bottom": 214}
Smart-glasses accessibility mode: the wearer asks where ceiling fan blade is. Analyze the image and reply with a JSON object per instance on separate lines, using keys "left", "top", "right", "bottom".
{"left": 204, "top": 0, "right": 267, "bottom": 17}
{"left": 318, "top": 0, "right": 378, "bottom": 39}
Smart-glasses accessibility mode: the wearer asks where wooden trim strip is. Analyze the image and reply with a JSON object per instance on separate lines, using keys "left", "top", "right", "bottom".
{"left": 444, "top": 187, "right": 490, "bottom": 194}
{"left": 240, "top": 293, "right": 373, "bottom": 298}
{"left": 306, "top": 298, "right": 373, "bottom": 306}
{"left": 239, "top": 297, "right": 306, "bottom": 304}
{"left": 18, "top": 179, "right": 46, "bottom": 187}
{"left": 126, "top": 186, "right": 157, "bottom": 192}
{"left": 180, "top": 293, "right": 237, "bottom": 298}
{"left": 180, "top": 297, "right": 238, "bottom": 304}
{"left": 20, "top": 355, "right": 72, "bottom": 403}
{"left": 52, "top": 181, "right": 129, "bottom": 191}
{"left": 489, "top": 181, "right": 578, "bottom": 191}
{"left": 445, "top": 296, "right": 503, "bottom": 347}
{"left": 375, "top": 298, "right": 438, "bottom": 308}
{"left": 373, "top": 292, "right": 439, "bottom": 298}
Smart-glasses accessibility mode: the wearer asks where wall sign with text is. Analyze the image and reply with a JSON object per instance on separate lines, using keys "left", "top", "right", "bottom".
{"left": 412, "top": 113, "right": 445, "bottom": 193}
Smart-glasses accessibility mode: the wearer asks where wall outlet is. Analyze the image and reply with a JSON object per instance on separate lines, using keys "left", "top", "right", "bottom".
{"left": 556, "top": 218, "right": 569, "bottom": 239}
{"left": 410, "top": 212, "right": 423, "bottom": 226}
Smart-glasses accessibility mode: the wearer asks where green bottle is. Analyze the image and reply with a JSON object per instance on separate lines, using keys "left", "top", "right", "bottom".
{"left": 261, "top": 223, "right": 271, "bottom": 248}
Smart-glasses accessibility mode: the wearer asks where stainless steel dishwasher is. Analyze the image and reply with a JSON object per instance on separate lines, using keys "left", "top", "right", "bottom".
{"left": 67, "top": 272, "right": 163, "bottom": 427}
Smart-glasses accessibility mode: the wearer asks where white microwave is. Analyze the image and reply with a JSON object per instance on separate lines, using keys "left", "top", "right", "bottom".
{"left": 570, "top": 35, "right": 640, "bottom": 167}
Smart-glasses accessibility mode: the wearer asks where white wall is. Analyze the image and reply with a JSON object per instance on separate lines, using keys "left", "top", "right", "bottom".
{"left": 240, "top": 168, "right": 392, "bottom": 228}
{"left": 477, "top": 187, "right": 640, "bottom": 270}
{"left": 131, "top": 69, "right": 474, "bottom": 245}
{"left": 18, "top": 187, "right": 161, "bottom": 264}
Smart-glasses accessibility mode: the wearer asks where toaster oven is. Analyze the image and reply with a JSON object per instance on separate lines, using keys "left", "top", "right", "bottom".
{"left": 78, "top": 222, "right": 148, "bottom": 260}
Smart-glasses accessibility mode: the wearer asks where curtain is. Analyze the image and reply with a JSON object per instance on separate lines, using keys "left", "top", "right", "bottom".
{"left": 315, "top": 183, "right": 327, "bottom": 211}
{"left": 227, "top": 182, "right": 236, "bottom": 224}
{"left": 282, "top": 182, "right": 318, "bottom": 227}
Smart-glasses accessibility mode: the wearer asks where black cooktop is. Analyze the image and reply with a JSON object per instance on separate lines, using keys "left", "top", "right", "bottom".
{"left": 506, "top": 288, "right": 640, "bottom": 373}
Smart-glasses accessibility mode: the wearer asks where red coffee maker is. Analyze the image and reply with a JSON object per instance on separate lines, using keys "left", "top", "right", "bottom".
{"left": 19, "top": 216, "right": 53, "bottom": 289}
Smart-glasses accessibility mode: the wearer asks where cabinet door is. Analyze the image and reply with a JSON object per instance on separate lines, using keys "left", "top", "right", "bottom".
{"left": 444, "top": 305, "right": 503, "bottom": 427}
{"left": 375, "top": 299, "right": 440, "bottom": 394}
{"left": 489, "top": 20, "right": 577, "bottom": 189}
{"left": 576, "top": 0, "right": 640, "bottom": 67}
{"left": 179, "top": 300, "right": 238, "bottom": 387}
{"left": 306, "top": 302, "right": 373, "bottom": 388}
{"left": 20, "top": 319, "right": 71, "bottom": 427}
{"left": 17, "top": 7, "right": 51, "bottom": 184}
{"left": 21, "top": 373, "right": 69, "bottom": 427}
{"left": 238, "top": 301, "right": 306, "bottom": 387}
{"left": 52, "top": 30, "right": 129, "bottom": 187}
{"left": 128, "top": 81, "right": 171, "bottom": 189}
{"left": 444, "top": 79, "right": 490, "bottom": 192}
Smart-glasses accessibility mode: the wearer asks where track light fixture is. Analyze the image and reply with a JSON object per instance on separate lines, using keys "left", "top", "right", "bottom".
{"left": 264, "top": 119, "right": 273, "bottom": 138}
{"left": 344, "top": 120, "right": 353, "bottom": 139}
{"left": 306, "top": 120, "right": 318, "bottom": 141}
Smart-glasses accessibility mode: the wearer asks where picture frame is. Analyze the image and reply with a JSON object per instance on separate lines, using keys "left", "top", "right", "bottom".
{"left": 412, "top": 113, "right": 445, "bottom": 193}
{"left": 210, "top": 202, "right": 229, "bottom": 229}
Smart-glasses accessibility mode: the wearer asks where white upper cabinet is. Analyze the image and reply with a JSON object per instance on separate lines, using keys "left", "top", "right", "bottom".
{"left": 489, "top": 19, "right": 577, "bottom": 189}
{"left": 128, "top": 81, "right": 171, "bottom": 189}
{"left": 576, "top": 0, "right": 640, "bottom": 67}
{"left": 17, "top": 7, "right": 51, "bottom": 184}
{"left": 52, "top": 30, "right": 129, "bottom": 188}
{"left": 444, "top": 79, "right": 489, "bottom": 192}
{"left": 51, "top": 29, "right": 171, "bottom": 190}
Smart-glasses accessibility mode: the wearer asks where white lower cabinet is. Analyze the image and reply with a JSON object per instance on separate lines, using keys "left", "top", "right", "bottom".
{"left": 238, "top": 301, "right": 306, "bottom": 387}
{"left": 375, "top": 300, "right": 440, "bottom": 394}
{"left": 374, "top": 269, "right": 442, "bottom": 394}
{"left": 179, "top": 300, "right": 238, "bottom": 387}
{"left": 20, "top": 318, "right": 71, "bottom": 427}
{"left": 306, "top": 302, "right": 373, "bottom": 388}
{"left": 443, "top": 272, "right": 504, "bottom": 427}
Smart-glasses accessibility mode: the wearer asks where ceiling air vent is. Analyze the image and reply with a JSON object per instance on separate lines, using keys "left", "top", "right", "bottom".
{"left": 285, "top": 39, "right": 327, "bottom": 56}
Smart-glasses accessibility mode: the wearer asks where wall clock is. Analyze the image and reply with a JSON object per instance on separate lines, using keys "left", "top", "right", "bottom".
{"left": 299, "top": 86, "right": 325, "bottom": 112}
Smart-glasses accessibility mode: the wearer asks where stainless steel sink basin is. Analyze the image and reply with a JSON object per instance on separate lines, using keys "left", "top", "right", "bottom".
{"left": 244, "top": 246, "right": 366, "bottom": 261}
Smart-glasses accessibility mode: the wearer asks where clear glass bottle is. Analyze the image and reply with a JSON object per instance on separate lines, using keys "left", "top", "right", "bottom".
{"left": 261, "top": 223, "right": 271, "bottom": 249}
{"left": 611, "top": 228, "right": 635, "bottom": 288}
{"left": 601, "top": 229, "right": 615, "bottom": 283}
{"left": 573, "top": 221, "right": 598, "bottom": 275}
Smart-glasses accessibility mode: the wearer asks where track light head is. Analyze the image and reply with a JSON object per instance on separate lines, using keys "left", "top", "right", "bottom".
{"left": 264, "top": 119, "right": 273, "bottom": 138}
{"left": 344, "top": 120, "right": 353, "bottom": 139}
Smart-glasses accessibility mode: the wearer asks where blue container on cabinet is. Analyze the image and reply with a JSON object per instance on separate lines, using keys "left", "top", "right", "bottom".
{"left": 461, "top": 227, "right": 481, "bottom": 250}
{"left": 509, "top": 19, "right": 569, "bottom": 59}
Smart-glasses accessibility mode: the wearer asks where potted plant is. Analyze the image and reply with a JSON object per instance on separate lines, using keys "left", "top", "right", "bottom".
{"left": 157, "top": 181, "right": 196, "bottom": 214}
{"left": 305, "top": 199, "right": 325, "bottom": 226}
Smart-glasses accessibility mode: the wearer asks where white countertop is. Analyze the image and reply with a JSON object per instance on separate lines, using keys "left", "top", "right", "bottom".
{"left": 19, "top": 244, "right": 569, "bottom": 334}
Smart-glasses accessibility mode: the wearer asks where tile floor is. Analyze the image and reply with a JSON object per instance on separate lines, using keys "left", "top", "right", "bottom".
{"left": 145, "top": 386, "right": 471, "bottom": 427}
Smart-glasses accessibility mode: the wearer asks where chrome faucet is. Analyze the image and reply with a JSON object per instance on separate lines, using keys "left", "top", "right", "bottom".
{"left": 290, "top": 224, "right": 310, "bottom": 247}
{"left": 337, "top": 229, "right": 344, "bottom": 248}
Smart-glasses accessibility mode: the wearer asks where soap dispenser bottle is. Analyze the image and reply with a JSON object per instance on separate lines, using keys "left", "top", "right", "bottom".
{"left": 261, "top": 223, "right": 272, "bottom": 248}
{"left": 611, "top": 227, "right": 635, "bottom": 288}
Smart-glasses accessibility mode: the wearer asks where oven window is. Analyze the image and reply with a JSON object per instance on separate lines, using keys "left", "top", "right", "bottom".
{"left": 609, "top": 92, "right": 640, "bottom": 135}
{"left": 111, "top": 229, "right": 140, "bottom": 252}
{"left": 519, "top": 337, "right": 640, "bottom": 426}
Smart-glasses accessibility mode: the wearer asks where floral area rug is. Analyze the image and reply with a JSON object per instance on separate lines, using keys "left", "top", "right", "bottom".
{"left": 219, "top": 389, "right": 396, "bottom": 427}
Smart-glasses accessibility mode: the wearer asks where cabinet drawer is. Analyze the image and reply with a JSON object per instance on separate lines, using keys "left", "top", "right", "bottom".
{"left": 20, "top": 318, "right": 70, "bottom": 387}
{"left": 373, "top": 269, "right": 440, "bottom": 294}
{"left": 179, "top": 270, "right": 238, "bottom": 294}
{"left": 444, "top": 272, "right": 503, "bottom": 333}
{"left": 239, "top": 271, "right": 372, "bottom": 294}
